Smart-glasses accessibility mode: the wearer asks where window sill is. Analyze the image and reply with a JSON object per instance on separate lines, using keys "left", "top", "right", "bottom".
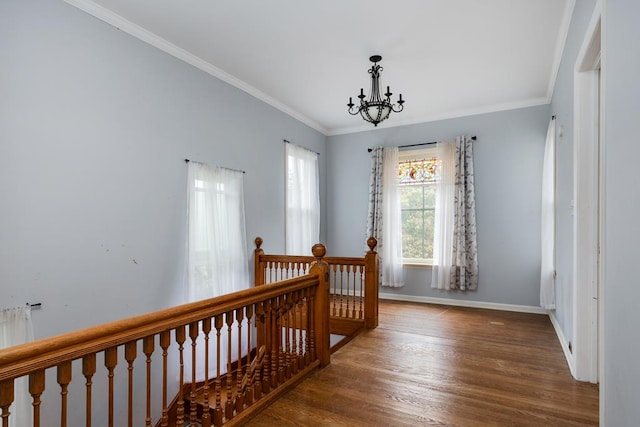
{"left": 403, "top": 263, "right": 433, "bottom": 269}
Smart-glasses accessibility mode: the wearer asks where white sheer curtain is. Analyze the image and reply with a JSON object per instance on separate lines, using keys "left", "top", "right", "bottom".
{"left": 432, "top": 136, "right": 478, "bottom": 290}
{"left": 540, "top": 118, "right": 556, "bottom": 309}
{"left": 285, "top": 143, "right": 320, "bottom": 255}
{"left": 366, "top": 146, "right": 404, "bottom": 288}
{"left": 0, "top": 306, "right": 34, "bottom": 427}
{"left": 186, "top": 162, "right": 250, "bottom": 301}
{"left": 431, "top": 140, "right": 457, "bottom": 290}
{"left": 186, "top": 162, "right": 250, "bottom": 381}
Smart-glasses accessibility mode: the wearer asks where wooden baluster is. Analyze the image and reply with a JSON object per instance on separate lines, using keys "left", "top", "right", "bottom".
{"left": 29, "top": 370, "right": 45, "bottom": 427}
{"left": 270, "top": 297, "right": 280, "bottom": 388}
{"left": 253, "top": 303, "right": 264, "bottom": 400}
{"left": 175, "top": 325, "right": 186, "bottom": 427}
{"left": 201, "top": 318, "right": 212, "bottom": 427}
{"left": 125, "top": 341, "right": 137, "bottom": 427}
{"left": 339, "top": 264, "right": 345, "bottom": 317}
{"left": 254, "top": 237, "right": 265, "bottom": 287}
{"left": 331, "top": 264, "right": 337, "bottom": 316}
{"left": 188, "top": 322, "right": 199, "bottom": 424}
{"left": 346, "top": 264, "right": 352, "bottom": 318}
{"left": 262, "top": 299, "right": 272, "bottom": 394}
{"left": 358, "top": 265, "right": 364, "bottom": 319}
{"left": 58, "top": 361, "right": 72, "bottom": 427}
{"left": 276, "top": 297, "right": 285, "bottom": 384}
{"left": 225, "top": 311, "right": 234, "bottom": 421}
{"left": 350, "top": 265, "right": 357, "bottom": 319}
{"left": 245, "top": 304, "right": 255, "bottom": 405}
{"left": 269, "top": 261, "right": 274, "bottom": 284}
{"left": 159, "top": 330, "right": 171, "bottom": 427}
{"left": 0, "top": 379, "right": 14, "bottom": 427}
{"left": 308, "top": 287, "right": 316, "bottom": 364}
{"left": 273, "top": 261, "right": 278, "bottom": 282}
{"left": 214, "top": 315, "right": 223, "bottom": 426}
{"left": 235, "top": 308, "right": 245, "bottom": 414}
{"left": 364, "top": 237, "right": 379, "bottom": 328}
{"left": 143, "top": 336, "right": 154, "bottom": 427}
{"left": 82, "top": 354, "right": 96, "bottom": 427}
{"left": 284, "top": 294, "right": 292, "bottom": 379}
{"left": 290, "top": 291, "right": 298, "bottom": 375}
{"left": 297, "top": 292, "right": 305, "bottom": 370}
{"left": 255, "top": 299, "right": 265, "bottom": 376}
{"left": 104, "top": 348, "right": 117, "bottom": 427}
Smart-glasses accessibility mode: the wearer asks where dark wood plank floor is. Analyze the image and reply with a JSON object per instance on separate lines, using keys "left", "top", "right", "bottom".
{"left": 246, "top": 300, "right": 599, "bottom": 426}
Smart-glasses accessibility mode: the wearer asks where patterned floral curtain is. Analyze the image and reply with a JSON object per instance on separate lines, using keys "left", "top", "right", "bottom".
{"left": 366, "top": 147, "right": 404, "bottom": 287}
{"left": 432, "top": 136, "right": 478, "bottom": 290}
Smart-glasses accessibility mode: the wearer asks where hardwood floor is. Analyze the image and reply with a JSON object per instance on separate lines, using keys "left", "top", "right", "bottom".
{"left": 245, "top": 299, "right": 599, "bottom": 426}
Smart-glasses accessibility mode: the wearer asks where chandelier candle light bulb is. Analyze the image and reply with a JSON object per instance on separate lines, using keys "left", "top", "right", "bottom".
{"left": 348, "top": 55, "right": 405, "bottom": 126}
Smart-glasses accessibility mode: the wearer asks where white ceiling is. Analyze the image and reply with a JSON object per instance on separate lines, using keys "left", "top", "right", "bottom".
{"left": 66, "top": 0, "right": 574, "bottom": 135}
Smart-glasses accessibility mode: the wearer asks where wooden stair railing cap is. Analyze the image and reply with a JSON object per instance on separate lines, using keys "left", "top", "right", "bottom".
{"left": 311, "top": 243, "right": 326, "bottom": 260}
{"left": 255, "top": 237, "right": 263, "bottom": 249}
{"left": 367, "top": 237, "right": 377, "bottom": 252}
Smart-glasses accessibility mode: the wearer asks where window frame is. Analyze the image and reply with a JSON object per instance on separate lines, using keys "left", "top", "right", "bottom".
{"left": 398, "top": 147, "right": 438, "bottom": 267}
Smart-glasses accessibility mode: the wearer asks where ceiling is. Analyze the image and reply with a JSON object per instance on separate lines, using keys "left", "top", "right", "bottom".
{"left": 66, "top": 0, "right": 574, "bottom": 136}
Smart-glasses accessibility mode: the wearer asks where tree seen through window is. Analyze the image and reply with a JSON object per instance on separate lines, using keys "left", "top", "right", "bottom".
{"left": 398, "top": 150, "right": 439, "bottom": 264}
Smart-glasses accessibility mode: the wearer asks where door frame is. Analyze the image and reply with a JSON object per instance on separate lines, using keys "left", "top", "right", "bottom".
{"left": 572, "top": 2, "right": 603, "bottom": 385}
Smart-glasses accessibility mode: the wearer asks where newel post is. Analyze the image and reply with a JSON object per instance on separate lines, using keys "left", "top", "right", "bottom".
{"left": 254, "top": 237, "right": 265, "bottom": 287}
{"left": 364, "top": 237, "right": 379, "bottom": 329}
{"left": 309, "top": 243, "right": 330, "bottom": 367}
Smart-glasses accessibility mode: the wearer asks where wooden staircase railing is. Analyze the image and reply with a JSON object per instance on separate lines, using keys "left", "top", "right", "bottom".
{"left": 0, "top": 246, "right": 331, "bottom": 427}
{"left": 254, "top": 237, "right": 379, "bottom": 339}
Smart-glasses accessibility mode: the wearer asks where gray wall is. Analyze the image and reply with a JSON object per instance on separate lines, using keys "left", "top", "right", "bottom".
{"left": 1, "top": 1, "right": 326, "bottom": 423}
{"left": 327, "top": 105, "right": 549, "bottom": 307}
{"left": 0, "top": 0, "right": 326, "bottom": 339}
{"left": 603, "top": 0, "right": 640, "bottom": 424}
{"left": 549, "top": 0, "right": 598, "bottom": 355}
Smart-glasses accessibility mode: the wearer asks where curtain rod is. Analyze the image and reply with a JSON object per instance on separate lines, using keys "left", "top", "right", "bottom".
{"left": 283, "top": 139, "right": 320, "bottom": 156}
{"left": 367, "top": 136, "right": 477, "bottom": 152}
{"left": 184, "top": 158, "right": 246, "bottom": 174}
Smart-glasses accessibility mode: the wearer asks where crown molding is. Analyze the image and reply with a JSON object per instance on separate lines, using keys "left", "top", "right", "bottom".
{"left": 546, "top": 0, "right": 576, "bottom": 100}
{"left": 328, "top": 97, "right": 550, "bottom": 136}
{"left": 64, "top": 0, "right": 329, "bottom": 136}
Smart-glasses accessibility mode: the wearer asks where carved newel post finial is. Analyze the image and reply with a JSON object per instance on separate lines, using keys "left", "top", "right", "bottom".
{"left": 311, "top": 243, "right": 326, "bottom": 261}
{"left": 255, "top": 237, "right": 263, "bottom": 250}
{"left": 367, "top": 237, "right": 378, "bottom": 252}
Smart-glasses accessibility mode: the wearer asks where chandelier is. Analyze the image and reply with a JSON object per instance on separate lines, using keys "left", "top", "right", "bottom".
{"left": 348, "top": 55, "right": 405, "bottom": 127}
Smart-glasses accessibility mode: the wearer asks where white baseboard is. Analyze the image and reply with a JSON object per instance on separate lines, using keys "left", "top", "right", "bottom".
{"left": 548, "top": 311, "right": 576, "bottom": 377}
{"left": 378, "top": 293, "right": 548, "bottom": 314}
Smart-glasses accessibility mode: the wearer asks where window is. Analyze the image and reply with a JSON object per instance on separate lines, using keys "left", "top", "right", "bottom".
{"left": 285, "top": 143, "right": 320, "bottom": 255}
{"left": 398, "top": 147, "right": 440, "bottom": 265}
{"left": 187, "top": 162, "right": 249, "bottom": 302}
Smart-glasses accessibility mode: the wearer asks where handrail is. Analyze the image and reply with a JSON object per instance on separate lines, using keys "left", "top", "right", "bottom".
{"left": 0, "top": 276, "right": 318, "bottom": 381}
{"left": 254, "top": 237, "right": 379, "bottom": 331}
{"left": 0, "top": 249, "right": 331, "bottom": 426}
